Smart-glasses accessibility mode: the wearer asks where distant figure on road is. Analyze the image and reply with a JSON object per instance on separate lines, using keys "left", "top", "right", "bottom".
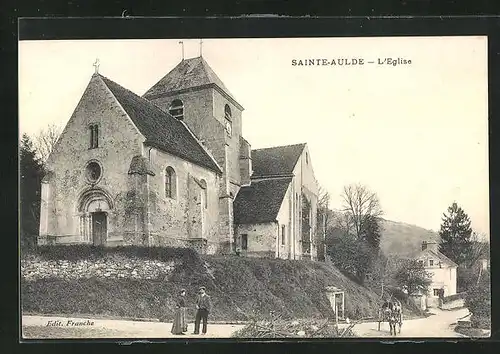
{"left": 171, "top": 289, "right": 188, "bottom": 335}
{"left": 193, "top": 286, "right": 212, "bottom": 335}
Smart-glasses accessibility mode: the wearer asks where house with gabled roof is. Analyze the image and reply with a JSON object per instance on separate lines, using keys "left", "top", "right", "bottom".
{"left": 415, "top": 240, "right": 458, "bottom": 307}
{"left": 38, "top": 55, "right": 319, "bottom": 258}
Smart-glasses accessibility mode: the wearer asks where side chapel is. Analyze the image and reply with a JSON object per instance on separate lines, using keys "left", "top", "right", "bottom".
{"left": 38, "top": 54, "right": 320, "bottom": 260}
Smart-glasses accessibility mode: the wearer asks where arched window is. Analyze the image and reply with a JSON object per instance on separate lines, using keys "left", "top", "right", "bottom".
{"left": 89, "top": 124, "right": 99, "bottom": 149}
{"left": 199, "top": 179, "right": 207, "bottom": 209}
{"left": 165, "top": 167, "right": 176, "bottom": 199}
{"left": 169, "top": 99, "right": 184, "bottom": 120}
{"left": 224, "top": 104, "right": 232, "bottom": 136}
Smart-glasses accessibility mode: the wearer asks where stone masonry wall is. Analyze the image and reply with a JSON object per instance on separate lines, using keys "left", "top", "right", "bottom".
{"left": 235, "top": 222, "right": 277, "bottom": 258}
{"left": 146, "top": 147, "right": 220, "bottom": 252}
{"left": 21, "top": 255, "right": 176, "bottom": 281}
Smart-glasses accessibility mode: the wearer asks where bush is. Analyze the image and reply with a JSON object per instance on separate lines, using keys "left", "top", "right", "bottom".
{"left": 465, "top": 270, "right": 490, "bottom": 329}
{"left": 457, "top": 266, "right": 480, "bottom": 293}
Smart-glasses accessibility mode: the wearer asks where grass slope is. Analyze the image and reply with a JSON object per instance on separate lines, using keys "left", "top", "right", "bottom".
{"left": 21, "top": 246, "right": 385, "bottom": 322}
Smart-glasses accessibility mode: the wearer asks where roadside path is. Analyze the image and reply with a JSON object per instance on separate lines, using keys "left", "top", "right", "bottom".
{"left": 351, "top": 307, "right": 469, "bottom": 338}
{"left": 22, "top": 315, "right": 244, "bottom": 339}
{"left": 22, "top": 307, "right": 471, "bottom": 339}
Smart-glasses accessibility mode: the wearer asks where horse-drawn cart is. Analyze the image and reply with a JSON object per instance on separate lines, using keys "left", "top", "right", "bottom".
{"left": 377, "top": 299, "right": 403, "bottom": 336}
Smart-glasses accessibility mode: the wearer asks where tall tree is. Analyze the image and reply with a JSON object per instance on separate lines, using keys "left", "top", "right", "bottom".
{"left": 20, "top": 134, "right": 44, "bottom": 247}
{"left": 438, "top": 202, "right": 473, "bottom": 265}
{"left": 33, "top": 123, "right": 62, "bottom": 166}
{"left": 341, "top": 183, "right": 383, "bottom": 247}
{"left": 316, "top": 184, "right": 331, "bottom": 261}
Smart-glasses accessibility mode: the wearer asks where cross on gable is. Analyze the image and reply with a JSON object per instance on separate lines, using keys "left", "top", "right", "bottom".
{"left": 93, "top": 58, "right": 100, "bottom": 74}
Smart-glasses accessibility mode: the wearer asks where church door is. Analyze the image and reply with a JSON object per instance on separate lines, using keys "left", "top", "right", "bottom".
{"left": 92, "top": 212, "right": 107, "bottom": 246}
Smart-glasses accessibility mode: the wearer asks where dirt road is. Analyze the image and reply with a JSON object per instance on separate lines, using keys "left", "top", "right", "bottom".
{"left": 351, "top": 307, "right": 470, "bottom": 338}
{"left": 22, "top": 308, "right": 470, "bottom": 339}
{"left": 22, "top": 315, "right": 244, "bottom": 339}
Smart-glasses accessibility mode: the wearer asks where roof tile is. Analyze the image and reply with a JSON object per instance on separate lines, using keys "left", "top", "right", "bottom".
{"left": 251, "top": 143, "right": 306, "bottom": 177}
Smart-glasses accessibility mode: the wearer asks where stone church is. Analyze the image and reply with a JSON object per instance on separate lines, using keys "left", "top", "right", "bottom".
{"left": 39, "top": 55, "right": 320, "bottom": 260}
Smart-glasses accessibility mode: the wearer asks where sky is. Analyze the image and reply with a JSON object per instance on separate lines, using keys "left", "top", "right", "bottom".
{"left": 19, "top": 37, "right": 489, "bottom": 237}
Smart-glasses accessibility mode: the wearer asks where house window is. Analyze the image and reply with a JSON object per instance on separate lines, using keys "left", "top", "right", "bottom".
{"left": 429, "top": 259, "right": 434, "bottom": 266}
{"left": 281, "top": 225, "right": 286, "bottom": 245}
{"left": 241, "top": 234, "right": 248, "bottom": 250}
{"left": 165, "top": 167, "right": 176, "bottom": 199}
{"left": 89, "top": 124, "right": 99, "bottom": 149}
{"left": 169, "top": 99, "right": 184, "bottom": 120}
{"left": 433, "top": 289, "right": 440, "bottom": 297}
{"left": 224, "top": 104, "right": 232, "bottom": 136}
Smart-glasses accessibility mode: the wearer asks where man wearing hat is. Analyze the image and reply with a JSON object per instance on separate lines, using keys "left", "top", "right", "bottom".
{"left": 193, "top": 286, "right": 212, "bottom": 335}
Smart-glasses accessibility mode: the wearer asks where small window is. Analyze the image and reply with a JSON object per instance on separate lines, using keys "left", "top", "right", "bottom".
{"left": 241, "top": 234, "right": 248, "bottom": 250}
{"left": 89, "top": 124, "right": 99, "bottom": 149}
{"left": 165, "top": 167, "right": 176, "bottom": 199}
{"left": 429, "top": 259, "right": 434, "bottom": 266}
{"left": 169, "top": 99, "right": 184, "bottom": 120}
{"left": 281, "top": 225, "right": 286, "bottom": 245}
{"left": 433, "top": 289, "right": 440, "bottom": 297}
{"left": 224, "top": 104, "right": 232, "bottom": 136}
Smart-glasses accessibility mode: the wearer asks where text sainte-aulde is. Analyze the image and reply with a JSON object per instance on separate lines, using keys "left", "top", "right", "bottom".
{"left": 291, "top": 58, "right": 412, "bottom": 66}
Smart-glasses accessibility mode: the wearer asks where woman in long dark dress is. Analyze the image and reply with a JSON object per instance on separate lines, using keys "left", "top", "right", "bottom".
{"left": 171, "top": 289, "right": 187, "bottom": 335}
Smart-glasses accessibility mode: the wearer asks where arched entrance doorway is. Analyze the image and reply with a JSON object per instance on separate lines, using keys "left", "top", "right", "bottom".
{"left": 77, "top": 188, "right": 113, "bottom": 246}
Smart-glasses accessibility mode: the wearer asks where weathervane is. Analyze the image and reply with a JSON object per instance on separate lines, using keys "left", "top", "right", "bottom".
{"left": 179, "top": 41, "right": 184, "bottom": 61}
{"left": 93, "top": 58, "right": 100, "bottom": 74}
{"left": 200, "top": 39, "right": 203, "bottom": 57}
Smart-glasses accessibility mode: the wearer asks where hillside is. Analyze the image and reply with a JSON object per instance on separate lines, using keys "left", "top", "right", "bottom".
{"left": 327, "top": 210, "right": 440, "bottom": 257}
{"left": 379, "top": 219, "right": 440, "bottom": 257}
{"left": 21, "top": 245, "right": 396, "bottom": 322}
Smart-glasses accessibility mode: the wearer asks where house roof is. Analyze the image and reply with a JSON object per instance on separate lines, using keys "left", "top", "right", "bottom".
{"left": 251, "top": 143, "right": 306, "bottom": 177}
{"left": 416, "top": 248, "right": 458, "bottom": 267}
{"left": 142, "top": 57, "right": 242, "bottom": 109}
{"left": 98, "top": 74, "right": 221, "bottom": 174}
{"left": 233, "top": 177, "right": 292, "bottom": 224}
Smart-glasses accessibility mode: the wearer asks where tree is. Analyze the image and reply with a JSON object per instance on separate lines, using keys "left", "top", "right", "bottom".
{"left": 341, "top": 183, "right": 383, "bottom": 248}
{"left": 316, "top": 184, "right": 331, "bottom": 261}
{"left": 438, "top": 202, "right": 473, "bottom": 266}
{"left": 33, "top": 123, "right": 62, "bottom": 166}
{"left": 394, "top": 259, "right": 432, "bottom": 296}
{"left": 466, "top": 232, "right": 489, "bottom": 269}
{"left": 325, "top": 229, "right": 375, "bottom": 284}
{"left": 20, "top": 134, "right": 44, "bottom": 248}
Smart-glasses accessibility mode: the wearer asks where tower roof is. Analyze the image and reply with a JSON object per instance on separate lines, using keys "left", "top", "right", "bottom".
{"left": 142, "top": 56, "right": 243, "bottom": 110}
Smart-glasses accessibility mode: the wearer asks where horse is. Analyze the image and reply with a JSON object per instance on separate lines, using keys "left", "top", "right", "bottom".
{"left": 378, "top": 298, "right": 403, "bottom": 335}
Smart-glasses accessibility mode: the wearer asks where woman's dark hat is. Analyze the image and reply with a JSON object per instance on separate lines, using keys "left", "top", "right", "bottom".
{"left": 180, "top": 288, "right": 186, "bottom": 293}
{"left": 199, "top": 286, "right": 206, "bottom": 291}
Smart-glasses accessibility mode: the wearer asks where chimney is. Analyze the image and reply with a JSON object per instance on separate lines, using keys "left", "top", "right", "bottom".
{"left": 422, "top": 240, "right": 438, "bottom": 252}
